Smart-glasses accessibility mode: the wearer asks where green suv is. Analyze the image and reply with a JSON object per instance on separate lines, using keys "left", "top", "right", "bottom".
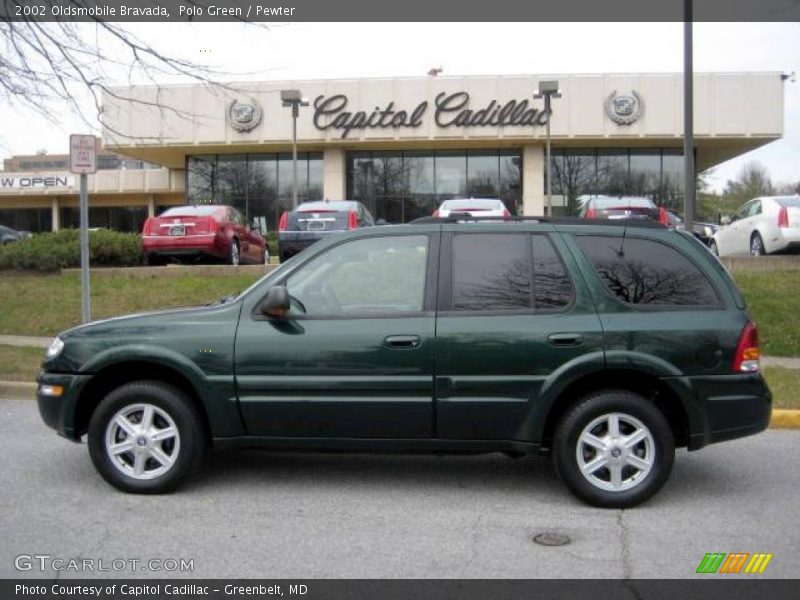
{"left": 36, "top": 218, "right": 771, "bottom": 507}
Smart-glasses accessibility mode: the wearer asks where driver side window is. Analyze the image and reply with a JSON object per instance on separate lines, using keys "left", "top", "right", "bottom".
{"left": 285, "top": 235, "right": 429, "bottom": 317}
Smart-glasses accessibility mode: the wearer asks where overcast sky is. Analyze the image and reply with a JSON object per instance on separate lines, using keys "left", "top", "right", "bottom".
{"left": 2, "top": 22, "right": 798, "bottom": 191}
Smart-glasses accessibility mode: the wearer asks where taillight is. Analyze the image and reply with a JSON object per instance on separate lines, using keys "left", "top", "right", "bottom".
{"left": 142, "top": 218, "right": 153, "bottom": 236}
{"left": 733, "top": 321, "right": 760, "bottom": 373}
{"left": 658, "top": 207, "right": 668, "bottom": 225}
{"left": 778, "top": 206, "right": 789, "bottom": 228}
{"left": 279, "top": 211, "right": 288, "bottom": 231}
{"left": 585, "top": 208, "right": 596, "bottom": 219}
{"left": 433, "top": 209, "right": 440, "bottom": 218}
{"left": 503, "top": 209, "right": 511, "bottom": 219}
{"left": 348, "top": 210, "right": 358, "bottom": 230}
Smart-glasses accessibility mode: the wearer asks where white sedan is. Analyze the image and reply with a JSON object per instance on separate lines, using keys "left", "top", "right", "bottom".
{"left": 433, "top": 198, "right": 511, "bottom": 219}
{"left": 711, "top": 195, "right": 800, "bottom": 257}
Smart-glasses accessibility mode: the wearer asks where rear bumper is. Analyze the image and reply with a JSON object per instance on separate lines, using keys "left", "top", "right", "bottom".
{"left": 278, "top": 236, "right": 321, "bottom": 259}
{"left": 771, "top": 229, "right": 800, "bottom": 252}
{"left": 677, "top": 373, "right": 772, "bottom": 450}
{"left": 142, "top": 233, "right": 230, "bottom": 258}
{"left": 36, "top": 372, "right": 92, "bottom": 442}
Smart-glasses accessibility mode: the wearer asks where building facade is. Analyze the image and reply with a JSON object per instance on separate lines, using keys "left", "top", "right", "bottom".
{"left": 0, "top": 73, "right": 786, "bottom": 233}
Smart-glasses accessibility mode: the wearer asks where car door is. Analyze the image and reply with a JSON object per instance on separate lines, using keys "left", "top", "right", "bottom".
{"left": 434, "top": 228, "right": 605, "bottom": 441}
{"left": 234, "top": 232, "right": 438, "bottom": 438}
{"left": 721, "top": 201, "right": 752, "bottom": 255}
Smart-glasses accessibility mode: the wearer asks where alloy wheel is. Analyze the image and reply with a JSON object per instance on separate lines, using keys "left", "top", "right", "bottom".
{"left": 104, "top": 403, "right": 181, "bottom": 480}
{"left": 750, "top": 234, "right": 763, "bottom": 257}
{"left": 231, "top": 241, "right": 240, "bottom": 266}
{"left": 575, "top": 412, "right": 655, "bottom": 492}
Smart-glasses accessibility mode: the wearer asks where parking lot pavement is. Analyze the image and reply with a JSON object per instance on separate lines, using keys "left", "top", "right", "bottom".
{"left": 1, "top": 396, "right": 798, "bottom": 580}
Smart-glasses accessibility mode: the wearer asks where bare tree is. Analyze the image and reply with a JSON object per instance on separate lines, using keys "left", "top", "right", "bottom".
{"left": 723, "top": 162, "right": 774, "bottom": 205}
{"left": 0, "top": 1, "right": 259, "bottom": 139}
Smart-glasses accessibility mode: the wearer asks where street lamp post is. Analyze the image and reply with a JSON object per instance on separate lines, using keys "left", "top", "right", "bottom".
{"left": 281, "top": 89, "right": 310, "bottom": 210}
{"left": 534, "top": 80, "right": 561, "bottom": 217}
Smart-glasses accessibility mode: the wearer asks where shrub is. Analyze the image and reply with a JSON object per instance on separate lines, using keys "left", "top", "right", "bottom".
{"left": 0, "top": 229, "right": 145, "bottom": 272}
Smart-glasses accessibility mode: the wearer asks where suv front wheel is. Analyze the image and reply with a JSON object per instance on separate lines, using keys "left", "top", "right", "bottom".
{"left": 553, "top": 390, "right": 674, "bottom": 508}
{"left": 88, "top": 381, "right": 206, "bottom": 494}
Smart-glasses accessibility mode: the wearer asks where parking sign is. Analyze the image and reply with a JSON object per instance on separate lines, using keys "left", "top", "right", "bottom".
{"left": 69, "top": 134, "right": 97, "bottom": 174}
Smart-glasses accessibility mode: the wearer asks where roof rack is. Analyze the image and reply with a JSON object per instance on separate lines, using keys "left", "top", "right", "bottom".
{"left": 409, "top": 213, "right": 550, "bottom": 225}
{"left": 408, "top": 213, "right": 666, "bottom": 229}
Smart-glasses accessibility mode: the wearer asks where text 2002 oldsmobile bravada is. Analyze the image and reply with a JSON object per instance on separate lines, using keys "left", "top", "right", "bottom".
{"left": 37, "top": 217, "right": 771, "bottom": 507}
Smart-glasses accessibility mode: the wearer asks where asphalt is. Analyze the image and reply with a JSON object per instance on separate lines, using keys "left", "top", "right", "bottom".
{"left": 1, "top": 397, "right": 798, "bottom": 580}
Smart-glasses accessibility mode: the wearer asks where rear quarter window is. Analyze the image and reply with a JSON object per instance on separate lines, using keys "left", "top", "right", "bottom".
{"left": 574, "top": 235, "right": 719, "bottom": 307}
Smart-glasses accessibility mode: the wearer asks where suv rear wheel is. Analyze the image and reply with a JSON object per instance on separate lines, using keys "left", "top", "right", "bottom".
{"left": 88, "top": 381, "right": 206, "bottom": 494}
{"left": 553, "top": 390, "right": 674, "bottom": 508}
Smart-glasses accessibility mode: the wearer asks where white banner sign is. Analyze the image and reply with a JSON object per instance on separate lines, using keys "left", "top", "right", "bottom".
{"left": 0, "top": 173, "right": 76, "bottom": 193}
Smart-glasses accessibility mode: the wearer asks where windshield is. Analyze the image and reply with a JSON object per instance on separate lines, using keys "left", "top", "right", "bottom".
{"left": 776, "top": 197, "right": 800, "bottom": 208}
{"left": 441, "top": 199, "right": 503, "bottom": 210}
{"left": 160, "top": 206, "right": 222, "bottom": 217}
{"left": 590, "top": 197, "right": 655, "bottom": 209}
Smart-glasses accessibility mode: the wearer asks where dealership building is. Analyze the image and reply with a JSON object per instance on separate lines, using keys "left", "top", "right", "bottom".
{"left": 0, "top": 72, "right": 786, "bottom": 233}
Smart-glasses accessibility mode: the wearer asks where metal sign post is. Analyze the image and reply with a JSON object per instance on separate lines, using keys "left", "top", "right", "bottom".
{"left": 69, "top": 134, "right": 97, "bottom": 323}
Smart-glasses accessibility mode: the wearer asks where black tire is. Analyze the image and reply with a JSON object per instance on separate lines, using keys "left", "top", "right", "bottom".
{"left": 750, "top": 232, "right": 765, "bottom": 257}
{"left": 229, "top": 239, "right": 240, "bottom": 266}
{"left": 88, "top": 381, "right": 206, "bottom": 494}
{"left": 552, "top": 390, "right": 674, "bottom": 508}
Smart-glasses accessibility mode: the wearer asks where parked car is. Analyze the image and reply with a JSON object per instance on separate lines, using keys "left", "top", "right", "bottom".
{"left": 37, "top": 217, "right": 770, "bottom": 507}
{"left": 433, "top": 198, "right": 511, "bottom": 218}
{"left": 665, "top": 210, "right": 719, "bottom": 246}
{"left": 278, "top": 200, "right": 375, "bottom": 262}
{"left": 141, "top": 205, "right": 267, "bottom": 266}
{"left": 580, "top": 195, "right": 668, "bottom": 223}
{"left": 0, "top": 225, "right": 30, "bottom": 244}
{"left": 711, "top": 195, "right": 800, "bottom": 256}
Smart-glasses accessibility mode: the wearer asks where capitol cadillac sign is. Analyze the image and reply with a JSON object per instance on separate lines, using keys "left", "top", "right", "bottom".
{"left": 0, "top": 173, "right": 76, "bottom": 193}
{"left": 311, "top": 92, "right": 553, "bottom": 139}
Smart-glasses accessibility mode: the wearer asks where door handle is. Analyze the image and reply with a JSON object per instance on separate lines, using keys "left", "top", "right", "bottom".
{"left": 384, "top": 335, "right": 421, "bottom": 349}
{"left": 548, "top": 333, "right": 583, "bottom": 347}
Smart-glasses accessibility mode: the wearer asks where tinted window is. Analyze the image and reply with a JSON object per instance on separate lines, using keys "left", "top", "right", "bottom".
{"left": 532, "top": 236, "right": 573, "bottom": 309}
{"left": 575, "top": 235, "right": 719, "bottom": 306}
{"left": 286, "top": 236, "right": 428, "bottom": 316}
{"left": 453, "top": 234, "right": 531, "bottom": 311}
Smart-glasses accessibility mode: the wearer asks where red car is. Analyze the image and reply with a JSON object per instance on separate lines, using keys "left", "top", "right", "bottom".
{"left": 141, "top": 205, "right": 267, "bottom": 266}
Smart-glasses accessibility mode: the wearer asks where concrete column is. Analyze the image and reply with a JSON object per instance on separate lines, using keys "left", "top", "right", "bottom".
{"left": 147, "top": 194, "right": 156, "bottom": 217}
{"left": 522, "top": 144, "right": 545, "bottom": 216}
{"left": 51, "top": 197, "right": 60, "bottom": 232}
{"left": 323, "top": 148, "right": 347, "bottom": 200}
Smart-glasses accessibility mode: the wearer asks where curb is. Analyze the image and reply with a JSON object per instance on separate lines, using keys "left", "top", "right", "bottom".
{"left": 0, "top": 381, "right": 35, "bottom": 400}
{"left": 1, "top": 379, "right": 799, "bottom": 430}
{"left": 770, "top": 409, "right": 800, "bottom": 429}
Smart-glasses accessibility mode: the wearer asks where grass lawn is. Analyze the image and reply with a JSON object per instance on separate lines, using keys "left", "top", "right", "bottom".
{"left": 733, "top": 270, "right": 800, "bottom": 357}
{"left": 2, "top": 341, "right": 798, "bottom": 409}
{"left": 0, "top": 345, "right": 45, "bottom": 382}
{"left": 0, "top": 272, "right": 260, "bottom": 337}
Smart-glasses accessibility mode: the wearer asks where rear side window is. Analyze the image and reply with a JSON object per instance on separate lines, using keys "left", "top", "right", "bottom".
{"left": 453, "top": 234, "right": 531, "bottom": 311}
{"left": 451, "top": 234, "right": 573, "bottom": 312}
{"left": 574, "top": 235, "right": 719, "bottom": 306}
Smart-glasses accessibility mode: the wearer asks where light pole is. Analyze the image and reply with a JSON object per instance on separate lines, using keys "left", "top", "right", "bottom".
{"left": 281, "top": 90, "right": 309, "bottom": 210}
{"left": 683, "top": 0, "right": 695, "bottom": 233}
{"left": 534, "top": 80, "right": 561, "bottom": 217}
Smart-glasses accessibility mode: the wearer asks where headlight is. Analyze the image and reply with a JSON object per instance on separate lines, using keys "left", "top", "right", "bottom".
{"left": 704, "top": 226, "right": 714, "bottom": 238}
{"left": 45, "top": 337, "right": 64, "bottom": 360}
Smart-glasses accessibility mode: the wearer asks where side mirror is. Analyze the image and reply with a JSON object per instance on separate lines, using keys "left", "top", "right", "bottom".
{"left": 260, "top": 286, "right": 290, "bottom": 318}
{"left": 720, "top": 215, "right": 732, "bottom": 226}
{"left": 376, "top": 219, "right": 387, "bottom": 226}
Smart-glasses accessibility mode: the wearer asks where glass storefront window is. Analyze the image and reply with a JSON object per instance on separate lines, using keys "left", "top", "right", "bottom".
{"left": 59, "top": 206, "right": 147, "bottom": 233}
{"left": 185, "top": 152, "right": 322, "bottom": 233}
{"left": 347, "top": 149, "right": 522, "bottom": 224}
{"left": 187, "top": 156, "right": 216, "bottom": 205}
{"left": 0, "top": 209, "right": 52, "bottom": 233}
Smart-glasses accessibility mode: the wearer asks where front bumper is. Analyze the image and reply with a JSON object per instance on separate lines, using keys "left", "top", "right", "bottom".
{"left": 36, "top": 372, "right": 92, "bottom": 442}
{"left": 680, "top": 373, "right": 772, "bottom": 450}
